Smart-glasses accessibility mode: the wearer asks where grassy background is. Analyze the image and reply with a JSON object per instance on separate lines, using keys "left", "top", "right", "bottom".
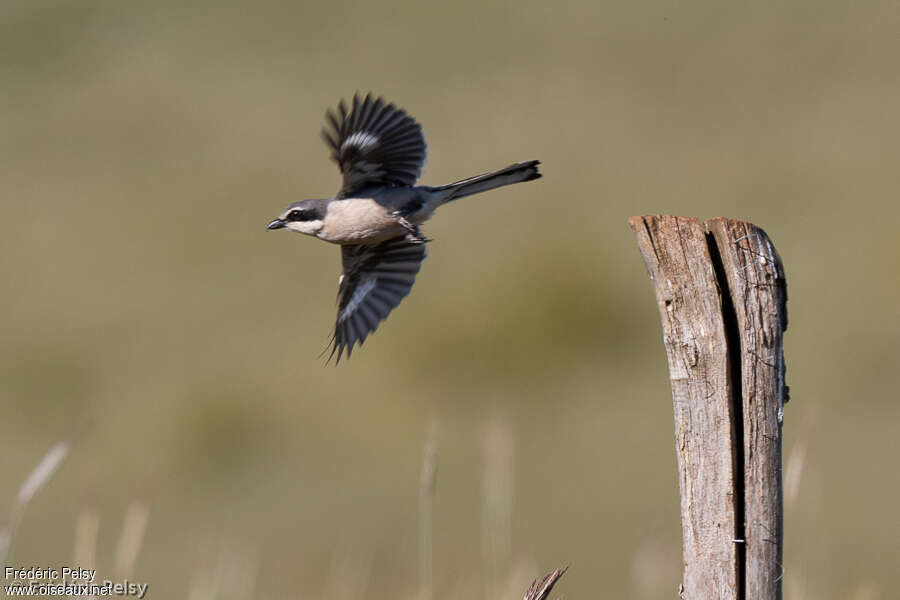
{"left": 2, "top": 1, "right": 898, "bottom": 598}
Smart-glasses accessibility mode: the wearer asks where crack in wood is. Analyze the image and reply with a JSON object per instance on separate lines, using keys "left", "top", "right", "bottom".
{"left": 706, "top": 229, "right": 747, "bottom": 600}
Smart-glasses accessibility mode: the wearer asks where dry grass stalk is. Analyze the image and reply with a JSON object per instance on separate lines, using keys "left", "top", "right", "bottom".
{"left": 73, "top": 507, "right": 100, "bottom": 574}
{"left": 850, "top": 583, "right": 880, "bottom": 600}
{"left": 186, "top": 542, "right": 259, "bottom": 600}
{"left": 187, "top": 569, "right": 217, "bottom": 600}
{"left": 523, "top": 567, "right": 568, "bottom": 600}
{"left": 418, "top": 421, "right": 439, "bottom": 600}
{"left": 215, "top": 544, "right": 259, "bottom": 600}
{"left": 631, "top": 534, "right": 679, "bottom": 599}
{"left": 186, "top": 561, "right": 218, "bottom": 600}
{"left": 482, "top": 417, "right": 514, "bottom": 600}
{"left": 783, "top": 436, "right": 807, "bottom": 511}
{"left": 1, "top": 439, "right": 73, "bottom": 563}
{"left": 74, "top": 506, "right": 100, "bottom": 599}
{"left": 784, "top": 410, "right": 814, "bottom": 511}
{"left": 114, "top": 500, "right": 151, "bottom": 579}
{"left": 17, "top": 441, "right": 71, "bottom": 508}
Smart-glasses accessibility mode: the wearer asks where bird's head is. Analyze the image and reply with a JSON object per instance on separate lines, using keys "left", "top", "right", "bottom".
{"left": 267, "top": 199, "right": 326, "bottom": 236}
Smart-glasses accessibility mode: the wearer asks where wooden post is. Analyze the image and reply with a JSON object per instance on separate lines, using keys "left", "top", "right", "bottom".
{"left": 629, "top": 216, "right": 788, "bottom": 600}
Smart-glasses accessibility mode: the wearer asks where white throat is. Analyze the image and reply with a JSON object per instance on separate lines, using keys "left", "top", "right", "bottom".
{"left": 285, "top": 220, "right": 323, "bottom": 236}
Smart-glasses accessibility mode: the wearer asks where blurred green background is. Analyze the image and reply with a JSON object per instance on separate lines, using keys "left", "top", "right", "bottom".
{"left": 2, "top": 1, "right": 898, "bottom": 598}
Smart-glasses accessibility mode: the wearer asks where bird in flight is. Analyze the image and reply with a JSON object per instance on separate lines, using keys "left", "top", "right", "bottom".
{"left": 267, "top": 93, "right": 541, "bottom": 362}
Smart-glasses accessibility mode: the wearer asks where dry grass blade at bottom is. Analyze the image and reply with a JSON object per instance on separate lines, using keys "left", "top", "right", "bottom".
{"left": 523, "top": 567, "right": 568, "bottom": 600}
{"left": 418, "top": 421, "right": 438, "bottom": 600}
{"left": 1, "top": 439, "right": 74, "bottom": 564}
{"left": 114, "top": 500, "right": 151, "bottom": 579}
{"left": 483, "top": 418, "right": 514, "bottom": 600}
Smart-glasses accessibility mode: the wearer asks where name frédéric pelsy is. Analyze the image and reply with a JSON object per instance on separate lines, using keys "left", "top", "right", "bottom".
{"left": 5, "top": 566, "right": 97, "bottom": 581}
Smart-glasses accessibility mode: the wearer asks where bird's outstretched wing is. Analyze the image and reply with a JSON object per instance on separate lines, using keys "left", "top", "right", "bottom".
{"left": 330, "top": 236, "right": 428, "bottom": 362}
{"left": 321, "top": 93, "right": 427, "bottom": 197}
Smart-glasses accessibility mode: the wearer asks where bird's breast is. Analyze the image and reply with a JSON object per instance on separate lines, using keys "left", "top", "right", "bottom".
{"left": 317, "top": 198, "right": 406, "bottom": 244}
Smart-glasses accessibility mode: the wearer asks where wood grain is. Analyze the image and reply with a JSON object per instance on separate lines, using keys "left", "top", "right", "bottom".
{"left": 706, "top": 218, "right": 787, "bottom": 600}
{"left": 629, "top": 215, "right": 739, "bottom": 600}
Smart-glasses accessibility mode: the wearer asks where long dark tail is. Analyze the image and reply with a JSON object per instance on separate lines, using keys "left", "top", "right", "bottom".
{"left": 434, "top": 160, "right": 541, "bottom": 203}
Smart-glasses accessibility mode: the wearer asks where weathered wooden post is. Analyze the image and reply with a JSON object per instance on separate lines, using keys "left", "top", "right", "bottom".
{"left": 629, "top": 216, "right": 788, "bottom": 600}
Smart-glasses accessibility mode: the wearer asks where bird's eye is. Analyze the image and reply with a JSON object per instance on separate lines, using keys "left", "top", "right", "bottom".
{"left": 288, "top": 210, "right": 303, "bottom": 221}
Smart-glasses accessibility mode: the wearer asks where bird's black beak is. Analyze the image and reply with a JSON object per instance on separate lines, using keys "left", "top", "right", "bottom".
{"left": 266, "top": 218, "right": 286, "bottom": 230}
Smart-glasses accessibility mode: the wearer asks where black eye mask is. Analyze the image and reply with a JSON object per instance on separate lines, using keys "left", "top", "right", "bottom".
{"left": 287, "top": 209, "right": 317, "bottom": 222}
